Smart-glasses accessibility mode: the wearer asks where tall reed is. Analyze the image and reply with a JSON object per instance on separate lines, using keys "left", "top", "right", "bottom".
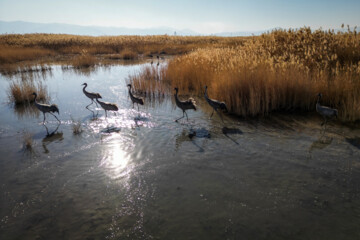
{"left": 129, "top": 27, "right": 360, "bottom": 122}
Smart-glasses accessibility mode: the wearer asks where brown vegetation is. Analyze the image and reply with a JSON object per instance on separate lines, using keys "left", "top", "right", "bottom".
{"left": 8, "top": 79, "right": 49, "bottom": 104}
{"left": 129, "top": 27, "right": 360, "bottom": 122}
{"left": 0, "top": 34, "right": 246, "bottom": 65}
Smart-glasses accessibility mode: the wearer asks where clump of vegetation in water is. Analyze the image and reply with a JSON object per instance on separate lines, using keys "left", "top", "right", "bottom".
{"left": 8, "top": 79, "right": 49, "bottom": 105}
{"left": 71, "top": 117, "right": 82, "bottom": 135}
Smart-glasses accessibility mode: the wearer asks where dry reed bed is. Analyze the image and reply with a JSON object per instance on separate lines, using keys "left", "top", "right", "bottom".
{"left": 129, "top": 28, "right": 360, "bottom": 122}
{"left": 0, "top": 34, "right": 246, "bottom": 65}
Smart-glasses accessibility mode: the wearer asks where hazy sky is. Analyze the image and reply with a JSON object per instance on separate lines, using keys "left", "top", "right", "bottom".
{"left": 0, "top": 0, "right": 359, "bottom": 33}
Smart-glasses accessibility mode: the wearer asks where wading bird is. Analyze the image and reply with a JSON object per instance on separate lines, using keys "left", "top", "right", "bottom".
{"left": 204, "top": 85, "right": 228, "bottom": 122}
{"left": 95, "top": 97, "right": 118, "bottom": 117}
{"left": 127, "top": 84, "right": 144, "bottom": 110}
{"left": 174, "top": 87, "right": 196, "bottom": 121}
{"left": 81, "top": 83, "right": 102, "bottom": 108}
{"left": 32, "top": 92, "right": 60, "bottom": 124}
{"left": 316, "top": 93, "right": 338, "bottom": 126}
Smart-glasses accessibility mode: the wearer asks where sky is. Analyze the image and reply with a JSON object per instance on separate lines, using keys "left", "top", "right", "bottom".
{"left": 0, "top": 0, "right": 359, "bottom": 34}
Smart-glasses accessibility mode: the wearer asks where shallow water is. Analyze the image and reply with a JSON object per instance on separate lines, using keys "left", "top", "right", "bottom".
{"left": 0, "top": 62, "right": 360, "bottom": 239}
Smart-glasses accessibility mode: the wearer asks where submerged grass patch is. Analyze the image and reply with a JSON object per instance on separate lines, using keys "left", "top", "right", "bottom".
{"left": 129, "top": 27, "right": 360, "bottom": 122}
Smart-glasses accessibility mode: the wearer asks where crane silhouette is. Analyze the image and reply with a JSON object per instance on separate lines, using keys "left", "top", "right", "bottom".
{"left": 95, "top": 97, "right": 118, "bottom": 118}
{"left": 32, "top": 92, "right": 60, "bottom": 124}
{"left": 127, "top": 84, "right": 144, "bottom": 110}
{"left": 82, "top": 83, "right": 102, "bottom": 108}
{"left": 174, "top": 87, "right": 196, "bottom": 121}
{"left": 204, "top": 85, "right": 228, "bottom": 122}
{"left": 316, "top": 93, "right": 338, "bottom": 126}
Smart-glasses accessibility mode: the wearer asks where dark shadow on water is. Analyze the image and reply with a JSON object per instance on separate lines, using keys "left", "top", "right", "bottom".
{"left": 100, "top": 126, "right": 121, "bottom": 134}
{"left": 134, "top": 115, "right": 150, "bottom": 122}
{"left": 346, "top": 137, "right": 360, "bottom": 149}
{"left": 222, "top": 127, "right": 243, "bottom": 145}
{"left": 42, "top": 124, "right": 63, "bottom": 154}
{"left": 189, "top": 128, "right": 211, "bottom": 139}
{"left": 175, "top": 128, "right": 210, "bottom": 152}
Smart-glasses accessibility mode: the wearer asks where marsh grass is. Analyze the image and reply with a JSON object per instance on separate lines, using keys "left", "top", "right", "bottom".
{"left": 71, "top": 54, "right": 97, "bottom": 68}
{"left": 0, "top": 34, "right": 246, "bottom": 65}
{"left": 8, "top": 79, "right": 49, "bottom": 105}
{"left": 129, "top": 27, "right": 360, "bottom": 122}
{"left": 128, "top": 66, "right": 170, "bottom": 99}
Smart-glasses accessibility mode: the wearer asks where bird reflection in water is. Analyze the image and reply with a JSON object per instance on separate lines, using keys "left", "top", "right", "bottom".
{"left": 308, "top": 128, "right": 333, "bottom": 159}
{"left": 42, "top": 123, "right": 63, "bottom": 153}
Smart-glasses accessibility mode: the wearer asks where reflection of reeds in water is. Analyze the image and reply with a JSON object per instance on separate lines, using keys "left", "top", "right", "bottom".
{"left": 23, "top": 132, "right": 33, "bottom": 151}
{"left": 8, "top": 79, "right": 49, "bottom": 105}
{"left": 1, "top": 63, "right": 52, "bottom": 79}
{"left": 61, "top": 64, "right": 107, "bottom": 76}
{"left": 13, "top": 103, "right": 40, "bottom": 119}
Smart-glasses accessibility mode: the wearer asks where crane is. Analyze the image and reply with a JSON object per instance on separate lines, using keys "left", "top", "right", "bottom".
{"left": 95, "top": 97, "right": 118, "bottom": 118}
{"left": 174, "top": 87, "right": 196, "bottom": 121}
{"left": 316, "top": 93, "right": 338, "bottom": 126}
{"left": 32, "top": 92, "right": 60, "bottom": 124}
{"left": 204, "top": 85, "right": 228, "bottom": 122}
{"left": 81, "top": 83, "right": 102, "bottom": 108}
{"left": 127, "top": 84, "right": 144, "bottom": 110}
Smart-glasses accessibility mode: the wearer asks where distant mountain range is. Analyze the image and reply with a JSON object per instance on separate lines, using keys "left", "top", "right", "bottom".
{"left": 0, "top": 20, "right": 268, "bottom": 36}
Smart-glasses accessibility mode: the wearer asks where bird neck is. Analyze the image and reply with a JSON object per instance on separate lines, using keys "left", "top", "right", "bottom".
{"left": 317, "top": 95, "right": 321, "bottom": 104}
{"left": 33, "top": 94, "right": 37, "bottom": 103}
{"left": 82, "top": 85, "right": 87, "bottom": 93}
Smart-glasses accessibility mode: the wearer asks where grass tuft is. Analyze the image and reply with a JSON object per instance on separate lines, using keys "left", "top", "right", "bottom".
{"left": 71, "top": 118, "right": 82, "bottom": 135}
{"left": 8, "top": 79, "right": 49, "bottom": 105}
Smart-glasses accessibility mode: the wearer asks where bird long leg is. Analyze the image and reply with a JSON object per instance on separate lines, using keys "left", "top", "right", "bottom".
{"left": 93, "top": 99, "right": 99, "bottom": 107}
{"left": 321, "top": 116, "right": 327, "bottom": 126}
{"left": 49, "top": 112, "right": 61, "bottom": 123}
{"left": 86, "top": 102, "right": 95, "bottom": 115}
{"left": 137, "top": 103, "right": 139, "bottom": 111}
{"left": 175, "top": 112, "right": 185, "bottom": 122}
{"left": 105, "top": 110, "right": 107, "bottom": 118}
{"left": 86, "top": 107, "right": 95, "bottom": 115}
{"left": 86, "top": 101, "right": 94, "bottom": 109}
{"left": 43, "top": 112, "right": 46, "bottom": 124}
{"left": 185, "top": 111, "right": 189, "bottom": 121}
{"left": 215, "top": 109, "right": 224, "bottom": 123}
{"left": 210, "top": 109, "right": 214, "bottom": 118}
